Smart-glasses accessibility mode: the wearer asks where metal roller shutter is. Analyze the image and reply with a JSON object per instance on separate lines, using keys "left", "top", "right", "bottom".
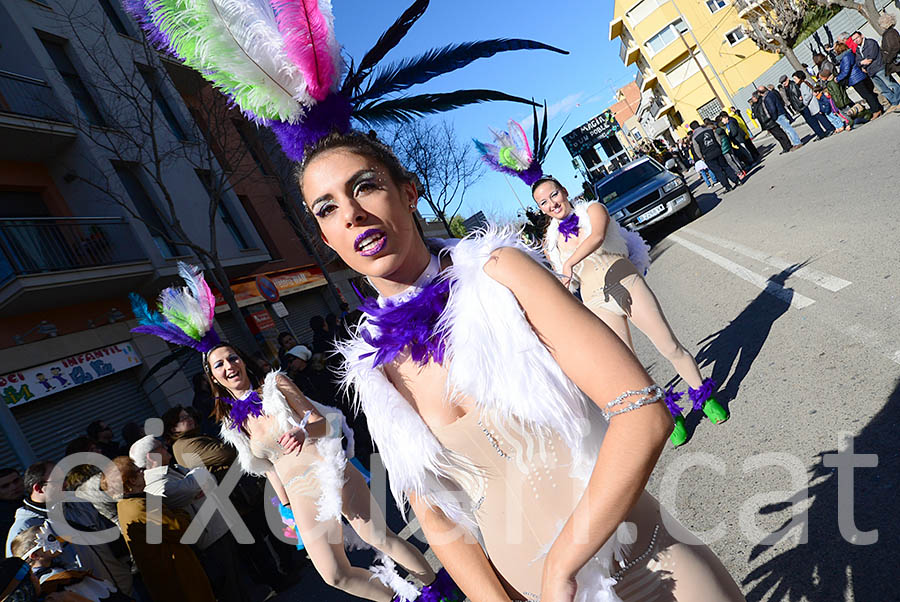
{"left": 282, "top": 290, "right": 330, "bottom": 346}
{"left": 11, "top": 371, "right": 156, "bottom": 463}
{"left": 0, "top": 429, "right": 21, "bottom": 470}
{"left": 215, "top": 314, "right": 252, "bottom": 350}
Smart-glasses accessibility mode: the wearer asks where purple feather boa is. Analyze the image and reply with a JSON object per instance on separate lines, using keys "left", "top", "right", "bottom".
{"left": 688, "top": 378, "right": 717, "bottom": 411}
{"left": 479, "top": 156, "right": 544, "bottom": 186}
{"left": 558, "top": 212, "right": 580, "bottom": 241}
{"left": 270, "top": 93, "right": 352, "bottom": 160}
{"left": 358, "top": 277, "right": 451, "bottom": 368}
{"left": 227, "top": 391, "right": 264, "bottom": 430}
{"left": 663, "top": 386, "right": 684, "bottom": 417}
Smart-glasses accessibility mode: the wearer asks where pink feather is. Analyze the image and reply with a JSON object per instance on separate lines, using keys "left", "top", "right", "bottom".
{"left": 272, "top": 0, "right": 339, "bottom": 102}
{"left": 510, "top": 119, "right": 532, "bottom": 162}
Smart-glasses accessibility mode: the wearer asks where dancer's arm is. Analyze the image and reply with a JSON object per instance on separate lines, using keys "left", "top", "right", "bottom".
{"left": 275, "top": 374, "right": 328, "bottom": 452}
{"left": 560, "top": 204, "right": 609, "bottom": 279}
{"left": 483, "top": 247, "right": 671, "bottom": 601}
{"left": 409, "top": 494, "right": 514, "bottom": 602}
{"left": 267, "top": 470, "right": 289, "bottom": 506}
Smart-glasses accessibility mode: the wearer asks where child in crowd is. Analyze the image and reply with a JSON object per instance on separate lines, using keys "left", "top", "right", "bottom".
{"left": 10, "top": 524, "right": 127, "bottom": 602}
{"left": 694, "top": 157, "right": 718, "bottom": 188}
{"left": 815, "top": 84, "right": 849, "bottom": 132}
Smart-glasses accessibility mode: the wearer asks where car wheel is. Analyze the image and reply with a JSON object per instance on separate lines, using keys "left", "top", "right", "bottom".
{"left": 686, "top": 197, "right": 702, "bottom": 219}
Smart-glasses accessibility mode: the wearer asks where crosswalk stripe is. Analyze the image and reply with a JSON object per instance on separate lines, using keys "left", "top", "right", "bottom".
{"left": 668, "top": 234, "right": 816, "bottom": 309}
{"left": 681, "top": 228, "right": 851, "bottom": 292}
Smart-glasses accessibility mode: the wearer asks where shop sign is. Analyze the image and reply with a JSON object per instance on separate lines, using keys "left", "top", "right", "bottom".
{"left": 0, "top": 342, "right": 143, "bottom": 408}
{"left": 214, "top": 268, "right": 327, "bottom": 311}
{"left": 249, "top": 309, "right": 277, "bottom": 332}
{"left": 270, "top": 302, "right": 289, "bottom": 317}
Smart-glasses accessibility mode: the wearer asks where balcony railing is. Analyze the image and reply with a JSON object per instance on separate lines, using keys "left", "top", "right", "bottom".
{"left": 734, "top": 0, "right": 766, "bottom": 16}
{"left": 636, "top": 71, "right": 645, "bottom": 91}
{"left": 0, "top": 217, "right": 147, "bottom": 284}
{"left": 0, "top": 70, "right": 69, "bottom": 123}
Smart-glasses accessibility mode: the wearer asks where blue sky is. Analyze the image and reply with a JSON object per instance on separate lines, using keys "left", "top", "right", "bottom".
{"left": 333, "top": 1, "right": 636, "bottom": 222}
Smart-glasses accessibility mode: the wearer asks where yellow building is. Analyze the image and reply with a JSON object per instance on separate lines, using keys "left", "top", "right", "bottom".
{"left": 610, "top": 0, "right": 779, "bottom": 141}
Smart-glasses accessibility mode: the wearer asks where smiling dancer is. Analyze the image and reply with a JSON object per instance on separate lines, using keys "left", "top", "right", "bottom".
{"left": 297, "top": 131, "right": 745, "bottom": 602}
{"left": 475, "top": 114, "right": 727, "bottom": 447}
{"left": 129, "top": 265, "right": 451, "bottom": 602}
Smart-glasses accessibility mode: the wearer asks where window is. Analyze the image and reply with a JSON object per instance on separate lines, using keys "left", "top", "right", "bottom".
{"left": 238, "top": 195, "right": 281, "bottom": 259}
{"left": 724, "top": 26, "right": 747, "bottom": 46}
{"left": 626, "top": 0, "right": 664, "bottom": 26}
{"left": 706, "top": 0, "right": 728, "bottom": 13}
{"left": 113, "top": 164, "right": 178, "bottom": 258}
{"left": 195, "top": 170, "right": 251, "bottom": 250}
{"left": 596, "top": 162, "right": 663, "bottom": 205}
{"left": 97, "top": 0, "right": 132, "bottom": 36}
{"left": 137, "top": 66, "right": 187, "bottom": 140}
{"left": 698, "top": 98, "right": 724, "bottom": 122}
{"left": 663, "top": 52, "right": 709, "bottom": 87}
{"left": 645, "top": 19, "right": 689, "bottom": 55}
{"left": 41, "top": 38, "right": 106, "bottom": 125}
{"left": 232, "top": 120, "right": 269, "bottom": 175}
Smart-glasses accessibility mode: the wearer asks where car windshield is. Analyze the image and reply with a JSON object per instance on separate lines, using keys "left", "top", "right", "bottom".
{"left": 596, "top": 162, "right": 663, "bottom": 205}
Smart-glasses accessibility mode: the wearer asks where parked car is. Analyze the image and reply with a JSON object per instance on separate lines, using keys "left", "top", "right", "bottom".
{"left": 593, "top": 157, "right": 699, "bottom": 231}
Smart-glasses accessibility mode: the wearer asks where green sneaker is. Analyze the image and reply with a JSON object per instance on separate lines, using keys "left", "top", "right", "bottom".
{"left": 702, "top": 397, "right": 729, "bottom": 424}
{"left": 670, "top": 414, "right": 687, "bottom": 447}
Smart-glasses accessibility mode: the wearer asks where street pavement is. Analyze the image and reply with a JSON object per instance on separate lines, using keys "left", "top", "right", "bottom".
{"left": 274, "top": 114, "right": 900, "bottom": 602}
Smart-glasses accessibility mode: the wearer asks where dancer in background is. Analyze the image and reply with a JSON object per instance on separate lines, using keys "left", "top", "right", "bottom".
{"left": 299, "top": 130, "right": 745, "bottom": 602}
{"left": 129, "top": 265, "right": 452, "bottom": 602}
{"left": 475, "top": 112, "right": 728, "bottom": 447}
{"left": 534, "top": 177, "right": 728, "bottom": 447}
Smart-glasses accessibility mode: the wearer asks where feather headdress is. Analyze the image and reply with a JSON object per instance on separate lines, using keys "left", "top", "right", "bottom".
{"left": 473, "top": 101, "right": 565, "bottom": 186}
{"left": 123, "top": 0, "right": 568, "bottom": 159}
{"left": 129, "top": 262, "right": 221, "bottom": 353}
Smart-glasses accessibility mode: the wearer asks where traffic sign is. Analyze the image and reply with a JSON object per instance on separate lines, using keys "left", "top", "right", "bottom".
{"left": 255, "top": 275, "right": 280, "bottom": 303}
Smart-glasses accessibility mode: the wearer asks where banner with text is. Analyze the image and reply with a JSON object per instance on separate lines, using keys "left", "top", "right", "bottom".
{"left": 0, "top": 342, "right": 143, "bottom": 408}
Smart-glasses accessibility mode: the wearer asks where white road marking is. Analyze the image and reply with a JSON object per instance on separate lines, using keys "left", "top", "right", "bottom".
{"left": 681, "top": 228, "right": 851, "bottom": 292}
{"left": 840, "top": 323, "right": 900, "bottom": 366}
{"left": 668, "top": 234, "right": 816, "bottom": 309}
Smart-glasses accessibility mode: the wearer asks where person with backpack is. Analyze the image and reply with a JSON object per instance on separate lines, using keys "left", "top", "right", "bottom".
{"left": 750, "top": 91, "right": 792, "bottom": 153}
{"left": 690, "top": 120, "right": 740, "bottom": 193}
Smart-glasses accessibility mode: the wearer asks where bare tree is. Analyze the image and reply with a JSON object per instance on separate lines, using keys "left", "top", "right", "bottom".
{"left": 50, "top": 2, "right": 266, "bottom": 351}
{"left": 812, "top": 0, "right": 885, "bottom": 34}
{"left": 743, "top": 0, "right": 808, "bottom": 71}
{"left": 389, "top": 120, "right": 484, "bottom": 235}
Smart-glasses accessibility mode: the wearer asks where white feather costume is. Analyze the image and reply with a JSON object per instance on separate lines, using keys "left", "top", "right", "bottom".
{"left": 338, "top": 227, "right": 632, "bottom": 601}
{"left": 545, "top": 201, "right": 651, "bottom": 279}
{"left": 219, "top": 371, "right": 349, "bottom": 522}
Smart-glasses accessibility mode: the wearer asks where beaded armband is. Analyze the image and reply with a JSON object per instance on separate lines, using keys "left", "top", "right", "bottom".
{"left": 602, "top": 385, "right": 664, "bottom": 420}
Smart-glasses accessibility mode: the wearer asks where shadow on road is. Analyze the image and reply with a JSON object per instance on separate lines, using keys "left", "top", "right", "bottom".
{"left": 680, "top": 265, "right": 804, "bottom": 442}
{"left": 741, "top": 378, "right": 900, "bottom": 601}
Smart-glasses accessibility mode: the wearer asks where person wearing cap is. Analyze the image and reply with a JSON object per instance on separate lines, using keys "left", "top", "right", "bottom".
{"left": 777, "top": 74, "right": 799, "bottom": 118}
{"left": 750, "top": 92, "right": 793, "bottom": 153}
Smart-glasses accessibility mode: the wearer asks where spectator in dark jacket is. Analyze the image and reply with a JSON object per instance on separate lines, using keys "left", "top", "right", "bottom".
{"left": 720, "top": 111, "right": 759, "bottom": 164}
{"left": 835, "top": 41, "right": 882, "bottom": 116}
{"left": 853, "top": 29, "right": 900, "bottom": 108}
{"left": 750, "top": 92, "right": 792, "bottom": 153}
{"left": 781, "top": 74, "right": 805, "bottom": 114}
{"left": 759, "top": 84, "right": 802, "bottom": 149}
{"left": 882, "top": 14, "right": 900, "bottom": 82}
{"left": 690, "top": 120, "right": 739, "bottom": 192}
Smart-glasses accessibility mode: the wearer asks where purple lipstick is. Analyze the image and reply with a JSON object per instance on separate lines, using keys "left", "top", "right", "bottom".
{"left": 354, "top": 228, "right": 387, "bottom": 257}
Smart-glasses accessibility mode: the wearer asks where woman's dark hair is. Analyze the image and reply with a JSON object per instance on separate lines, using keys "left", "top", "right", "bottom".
{"left": 296, "top": 130, "right": 414, "bottom": 200}
{"left": 309, "top": 315, "right": 325, "bottom": 332}
{"left": 793, "top": 70, "right": 807, "bottom": 81}
{"left": 203, "top": 343, "right": 262, "bottom": 424}
{"left": 530, "top": 175, "right": 564, "bottom": 195}
{"left": 161, "top": 405, "right": 200, "bottom": 442}
{"left": 277, "top": 332, "right": 294, "bottom": 349}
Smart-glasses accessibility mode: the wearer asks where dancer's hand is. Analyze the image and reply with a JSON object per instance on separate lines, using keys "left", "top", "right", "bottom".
{"left": 540, "top": 563, "right": 577, "bottom": 602}
{"left": 279, "top": 427, "right": 306, "bottom": 455}
{"left": 560, "top": 262, "right": 574, "bottom": 287}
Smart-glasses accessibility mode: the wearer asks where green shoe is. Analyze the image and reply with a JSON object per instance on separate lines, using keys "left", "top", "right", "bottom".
{"left": 702, "top": 397, "right": 729, "bottom": 424}
{"left": 670, "top": 414, "right": 687, "bottom": 447}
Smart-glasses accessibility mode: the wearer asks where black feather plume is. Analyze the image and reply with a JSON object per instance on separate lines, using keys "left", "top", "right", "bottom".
{"left": 353, "top": 90, "right": 538, "bottom": 127}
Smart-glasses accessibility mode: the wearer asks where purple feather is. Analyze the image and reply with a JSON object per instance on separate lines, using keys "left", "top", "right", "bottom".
{"left": 688, "top": 378, "right": 717, "bottom": 411}
{"left": 270, "top": 93, "right": 352, "bottom": 160}
{"left": 517, "top": 161, "right": 544, "bottom": 186}
{"left": 227, "top": 391, "right": 264, "bottom": 430}
{"left": 358, "top": 277, "right": 451, "bottom": 368}
{"left": 479, "top": 155, "right": 544, "bottom": 186}
{"left": 558, "top": 212, "right": 579, "bottom": 241}
{"left": 120, "top": 0, "right": 181, "bottom": 59}
{"left": 664, "top": 386, "right": 684, "bottom": 418}
{"left": 417, "top": 568, "right": 460, "bottom": 602}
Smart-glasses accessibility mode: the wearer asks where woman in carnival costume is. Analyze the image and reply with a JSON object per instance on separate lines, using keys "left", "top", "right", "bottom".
{"left": 297, "top": 131, "right": 746, "bottom": 602}
{"left": 129, "top": 264, "right": 450, "bottom": 602}
{"left": 475, "top": 111, "right": 728, "bottom": 447}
